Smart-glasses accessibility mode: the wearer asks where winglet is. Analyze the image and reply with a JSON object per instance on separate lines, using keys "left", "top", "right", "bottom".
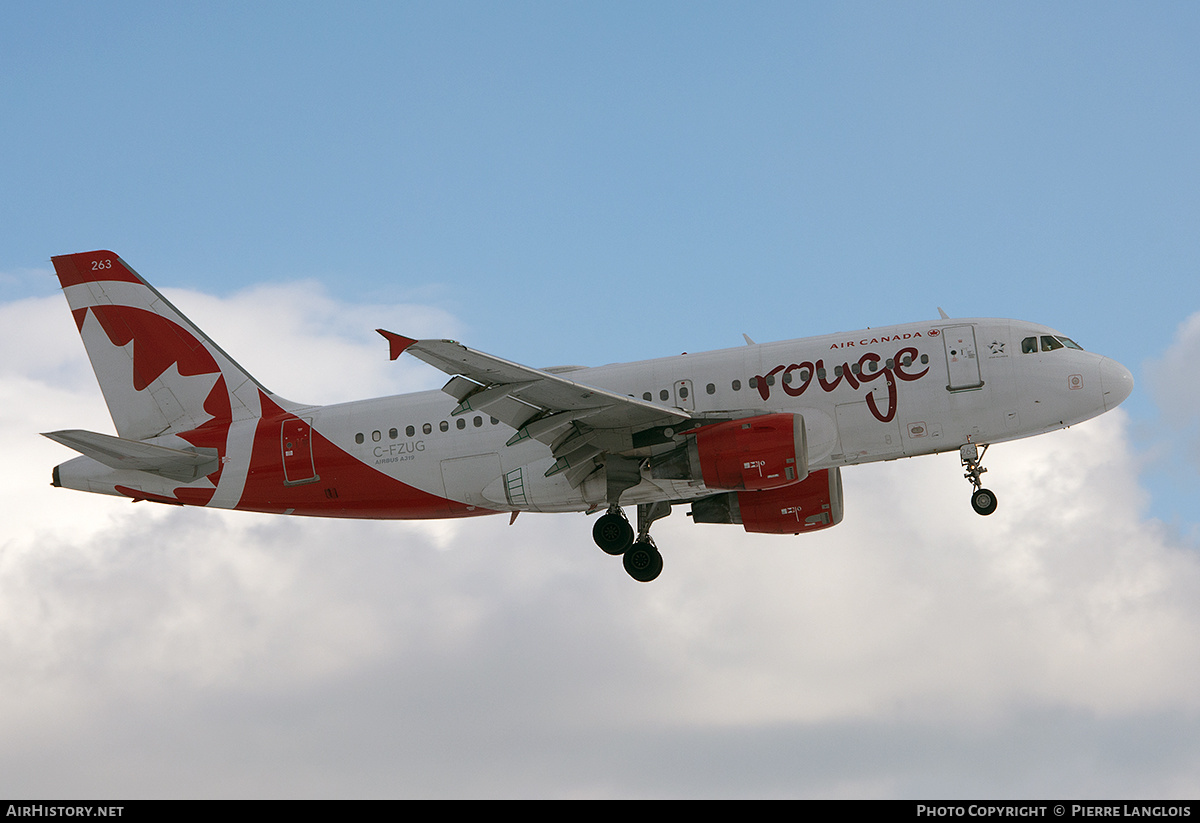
{"left": 377, "top": 329, "right": 417, "bottom": 360}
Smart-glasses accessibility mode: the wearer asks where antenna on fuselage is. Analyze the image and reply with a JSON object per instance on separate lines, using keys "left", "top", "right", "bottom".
{"left": 937, "top": 307, "right": 950, "bottom": 320}
{"left": 742, "top": 333, "right": 756, "bottom": 346}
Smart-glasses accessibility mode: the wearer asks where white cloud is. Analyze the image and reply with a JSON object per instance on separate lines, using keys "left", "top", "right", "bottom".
{"left": 2, "top": 285, "right": 1199, "bottom": 798}
{"left": 1146, "top": 310, "right": 1200, "bottom": 470}
{"left": 159, "top": 281, "right": 463, "bottom": 404}
{"left": 1147, "top": 311, "right": 1200, "bottom": 427}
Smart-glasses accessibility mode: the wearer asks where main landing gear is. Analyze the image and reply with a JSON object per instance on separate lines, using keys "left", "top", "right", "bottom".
{"left": 960, "top": 442, "right": 997, "bottom": 516}
{"left": 592, "top": 502, "right": 670, "bottom": 582}
{"left": 592, "top": 507, "right": 634, "bottom": 555}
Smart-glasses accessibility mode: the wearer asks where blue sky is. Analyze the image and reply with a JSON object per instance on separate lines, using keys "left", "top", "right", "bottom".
{"left": 6, "top": 3, "right": 1198, "bottom": 359}
{"left": 6, "top": 1, "right": 1198, "bottom": 511}
{"left": 2, "top": 2, "right": 1199, "bottom": 798}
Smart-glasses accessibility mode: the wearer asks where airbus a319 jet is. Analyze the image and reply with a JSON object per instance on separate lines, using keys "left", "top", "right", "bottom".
{"left": 45, "top": 251, "right": 1133, "bottom": 581}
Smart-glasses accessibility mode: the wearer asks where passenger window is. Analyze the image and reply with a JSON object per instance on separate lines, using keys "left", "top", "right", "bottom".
{"left": 422, "top": 423, "right": 432, "bottom": 435}
{"left": 389, "top": 428, "right": 398, "bottom": 440}
{"left": 1022, "top": 337, "right": 1037, "bottom": 354}
{"left": 1041, "top": 336, "right": 1063, "bottom": 352}
{"left": 439, "top": 421, "right": 449, "bottom": 432}
{"left": 474, "top": 416, "right": 483, "bottom": 427}
{"left": 456, "top": 418, "right": 466, "bottom": 430}
{"left": 372, "top": 430, "right": 381, "bottom": 442}
{"left": 490, "top": 417, "right": 499, "bottom": 425}
{"left": 706, "top": 383, "right": 715, "bottom": 395}
{"left": 355, "top": 433, "right": 364, "bottom": 445}
{"left": 920, "top": 354, "right": 929, "bottom": 364}
{"left": 406, "top": 425, "right": 415, "bottom": 437}
{"left": 679, "top": 386, "right": 689, "bottom": 399}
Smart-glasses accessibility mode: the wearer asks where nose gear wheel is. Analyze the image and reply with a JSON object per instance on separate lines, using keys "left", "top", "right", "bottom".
{"left": 960, "top": 443, "right": 997, "bottom": 516}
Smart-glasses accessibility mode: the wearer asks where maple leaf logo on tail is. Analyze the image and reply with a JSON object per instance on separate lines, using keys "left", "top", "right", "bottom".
{"left": 50, "top": 250, "right": 302, "bottom": 505}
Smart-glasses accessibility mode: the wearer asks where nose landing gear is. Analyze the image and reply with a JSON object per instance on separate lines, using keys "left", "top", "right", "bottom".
{"left": 960, "top": 443, "right": 997, "bottom": 516}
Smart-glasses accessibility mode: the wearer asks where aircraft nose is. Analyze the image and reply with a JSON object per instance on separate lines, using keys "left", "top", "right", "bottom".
{"left": 1099, "top": 356, "right": 1134, "bottom": 410}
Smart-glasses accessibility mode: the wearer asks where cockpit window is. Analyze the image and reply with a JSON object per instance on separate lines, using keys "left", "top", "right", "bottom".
{"left": 1025, "top": 335, "right": 1084, "bottom": 353}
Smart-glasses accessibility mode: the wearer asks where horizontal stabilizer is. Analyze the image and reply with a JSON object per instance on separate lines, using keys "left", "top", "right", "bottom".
{"left": 43, "top": 429, "right": 219, "bottom": 483}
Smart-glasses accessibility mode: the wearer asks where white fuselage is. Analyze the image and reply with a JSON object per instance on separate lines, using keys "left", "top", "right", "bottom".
{"left": 46, "top": 249, "right": 1136, "bottom": 581}
{"left": 301, "top": 317, "right": 1129, "bottom": 515}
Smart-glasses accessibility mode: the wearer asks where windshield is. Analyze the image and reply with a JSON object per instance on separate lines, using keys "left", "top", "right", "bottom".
{"left": 1021, "top": 335, "right": 1084, "bottom": 353}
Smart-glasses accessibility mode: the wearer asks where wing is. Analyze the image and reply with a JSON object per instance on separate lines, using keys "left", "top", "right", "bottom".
{"left": 378, "top": 330, "right": 694, "bottom": 487}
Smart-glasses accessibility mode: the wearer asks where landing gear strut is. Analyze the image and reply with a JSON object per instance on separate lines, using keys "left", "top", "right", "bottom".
{"left": 960, "top": 443, "right": 997, "bottom": 516}
{"left": 591, "top": 502, "right": 671, "bottom": 582}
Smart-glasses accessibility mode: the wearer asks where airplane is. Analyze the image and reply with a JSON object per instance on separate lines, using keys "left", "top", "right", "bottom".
{"left": 44, "top": 250, "right": 1134, "bottom": 582}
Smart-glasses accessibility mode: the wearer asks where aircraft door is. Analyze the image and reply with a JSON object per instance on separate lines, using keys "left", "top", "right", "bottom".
{"left": 942, "top": 325, "right": 984, "bottom": 391}
{"left": 281, "top": 417, "right": 319, "bottom": 485}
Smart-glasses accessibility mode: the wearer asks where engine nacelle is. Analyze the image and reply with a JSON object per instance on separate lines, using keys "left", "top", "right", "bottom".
{"left": 652, "top": 413, "right": 808, "bottom": 491}
{"left": 690, "top": 467, "right": 844, "bottom": 535}
{"left": 694, "top": 412, "right": 809, "bottom": 490}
